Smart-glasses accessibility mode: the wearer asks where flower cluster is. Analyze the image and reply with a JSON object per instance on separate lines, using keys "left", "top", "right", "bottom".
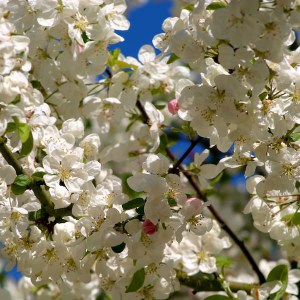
{"left": 155, "top": 0, "right": 300, "bottom": 259}
{"left": 1, "top": 0, "right": 300, "bottom": 299}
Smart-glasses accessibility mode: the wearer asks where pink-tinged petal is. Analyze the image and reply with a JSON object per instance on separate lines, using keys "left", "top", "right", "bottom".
{"left": 168, "top": 99, "right": 180, "bottom": 115}
{"left": 142, "top": 219, "right": 157, "bottom": 235}
{"left": 184, "top": 198, "right": 202, "bottom": 214}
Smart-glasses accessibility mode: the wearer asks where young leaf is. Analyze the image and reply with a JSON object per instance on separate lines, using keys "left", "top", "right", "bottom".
{"left": 125, "top": 268, "right": 145, "bottom": 293}
{"left": 111, "top": 48, "right": 120, "bottom": 61}
{"left": 181, "top": 3, "right": 194, "bottom": 12}
{"left": 11, "top": 184, "right": 27, "bottom": 195}
{"left": 19, "top": 131, "right": 34, "bottom": 156}
{"left": 281, "top": 213, "right": 300, "bottom": 226}
{"left": 17, "top": 123, "right": 31, "bottom": 143}
{"left": 167, "top": 53, "right": 180, "bottom": 64}
{"left": 267, "top": 264, "right": 288, "bottom": 300}
{"left": 122, "top": 198, "right": 145, "bottom": 210}
{"left": 115, "top": 60, "right": 137, "bottom": 70}
{"left": 209, "top": 172, "right": 223, "bottom": 186}
{"left": 14, "top": 174, "right": 31, "bottom": 187}
{"left": 259, "top": 91, "right": 268, "bottom": 101}
{"left": 215, "top": 256, "right": 234, "bottom": 268}
{"left": 5, "top": 122, "right": 16, "bottom": 133}
{"left": 206, "top": 2, "right": 227, "bottom": 10}
{"left": 290, "top": 132, "right": 300, "bottom": 142}
{"left": 31, "top": 171, "right": 46, "bottom": 183}
{"left": 96, "top": 290, "right": 112, "bottom": 300}
{"left": 135, "top": 205, "right": 145, "bottom": 215}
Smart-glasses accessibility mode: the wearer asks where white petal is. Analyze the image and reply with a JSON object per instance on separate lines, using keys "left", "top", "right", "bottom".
{"left": 0, "top": 165, "right": 16, "bottom": 185}
{"left": 138, "top": 45, "right": 156, "bottom": 64}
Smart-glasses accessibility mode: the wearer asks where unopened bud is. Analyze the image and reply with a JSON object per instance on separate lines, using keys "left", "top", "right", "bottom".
{"left": 168, "top": 99, "right": 180, "bottom": 115}
{"left": 142, "top": 219, "right": 157, "bottom": 235}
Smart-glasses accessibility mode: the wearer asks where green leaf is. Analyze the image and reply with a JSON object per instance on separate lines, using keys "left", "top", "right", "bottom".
{"left": 259, "top": 91, "right": 268, "bottom": 101}
{"left": 202, "top": 189, "right": 217, "bottom": 197}
{"left": 157, "top": 133, "right": 168, "bottom": 155}
{"left": 204, "top": 295, "right": 232, "bottom": 300}
{"left": 281, "top": 212, "right": 300, "bottom": 226}
{"left": 121, "top": 173, "right": 143, "bottom": 199}
{"left": 206, "top": 2, "right": 227, "bottom": 10}
{"left": 6, "top": 122, "right": 17, "bottom": 133}
{"left": 28, "top": 208, "right": 48, "bottom": 221}
{"left": 111, "top": 48, "right": 120, "bottom": 61}
{"left": 153, "top": 104, "right": 166, "bottom": 110}
{"left": 20, "top": 131, "right": 34, "bottom": 156}
{"left": 181, "top": 123, "right": 196, "bottom": 140}
{"left": 81, "top": 31, "right": 91, "bottom": 43}
{"left": 209, "top": 172, "right": 223, "bottom": 186}
{"left": 111, "top": 242, "right": 126, "bottom": 253}
{"left": 125, "top": 114, "right": 140, "bottom": 132}
{"left": 135, "top": 205, "right": 145, "bottom": 215}
{"left": 14, "top": 174, "right": 31, "bottom": 186}
{"left": 17, "top": 122, "right": 31, "bottom": 143}
{"left": 115, "top": 60, "right": 137, "bottom": 70}
{"left": 11, "top": 184, "right": 27, "bottom": 195}
{"left": 10, "top": 95, "right": 21, "bottom": 105}
{"left": 125, "top": 268, "right": 145, "bottom": 293}
{"left": 32, "top": 171, "right": 46, "bottom": 183}
{"left": 267, "top": 264, "right": 288, "bottom": 300}
{"left": 96, "top": 290, "right": 112, "bottom": 300}
{"left": 167, "top": 53, "right": 180, "bottom": 64}
{"left": 181, "top": 3, "right": 194, "bottom": 12}
{"left": 122, "top": 198, "right": 145, "bottom": 210}
{"left": 215, "top": 256, "right": 234, "bottom": 268}
{"left": 31, "top": 80, "right": 42, "bottom": 89}
{"left": 290, "top": 132, "right": 300, "bottom": 142}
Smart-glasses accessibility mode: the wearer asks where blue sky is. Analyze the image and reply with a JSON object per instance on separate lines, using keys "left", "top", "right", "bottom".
{"left": 113, "top": 0, "right": 173, "bottom": 57}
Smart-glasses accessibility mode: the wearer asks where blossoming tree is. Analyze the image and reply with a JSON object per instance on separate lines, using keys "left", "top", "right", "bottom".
{"left": 0, "top": 0, "right": 300, "bottom": 299}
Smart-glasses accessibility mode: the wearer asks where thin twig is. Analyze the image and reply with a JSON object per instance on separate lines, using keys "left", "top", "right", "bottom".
{"left": 176, "top": 269, "right": 258, "bottom": 294}
{"left": 169, "top": 136, "right": 202, "bottom": 173}
{"left": 136, "top": 100, "right": 266, "bottom": 284}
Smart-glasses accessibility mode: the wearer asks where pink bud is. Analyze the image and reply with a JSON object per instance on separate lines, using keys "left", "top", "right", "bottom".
{"left": 142, "top": 219, "right": 157, "bottom": 235}
{"left": 184, "top": 197, "right": 202, "bottom": 214}
{"left": 168, "top": 99, "right": 180, "bottom": 115}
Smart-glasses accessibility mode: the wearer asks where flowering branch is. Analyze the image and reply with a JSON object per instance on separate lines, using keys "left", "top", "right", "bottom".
{"left": 166, "top": 148, "right": 266, "bottom": 285}
{"left": 0, "top": 135, "right": 54, "bottom": 211}
{"left": 136, "top": 100, "right": 266, "bottom": 284}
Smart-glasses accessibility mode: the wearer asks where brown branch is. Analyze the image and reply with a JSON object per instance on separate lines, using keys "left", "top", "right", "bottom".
{"left": 176, "top": 270, "right": 257, "bottom": 294}
{"left": 169, "top": 136, "right": 202, "bottom": 174}
{"left": 0, "top": 136, "right": 55, "bottom": 215}
{"left": 136, "top": 100, "right": 266, "bottom": 284}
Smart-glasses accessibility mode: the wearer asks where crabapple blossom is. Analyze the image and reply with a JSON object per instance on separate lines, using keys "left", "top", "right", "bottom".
{"left": 0, "top": 0, "right": 300, "bottom": 299}
{"left": 142, "top": 219, "right": 157, "bottom": 235}
{"left": 167, "top": 98, "right": 180, "bottom": 115}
